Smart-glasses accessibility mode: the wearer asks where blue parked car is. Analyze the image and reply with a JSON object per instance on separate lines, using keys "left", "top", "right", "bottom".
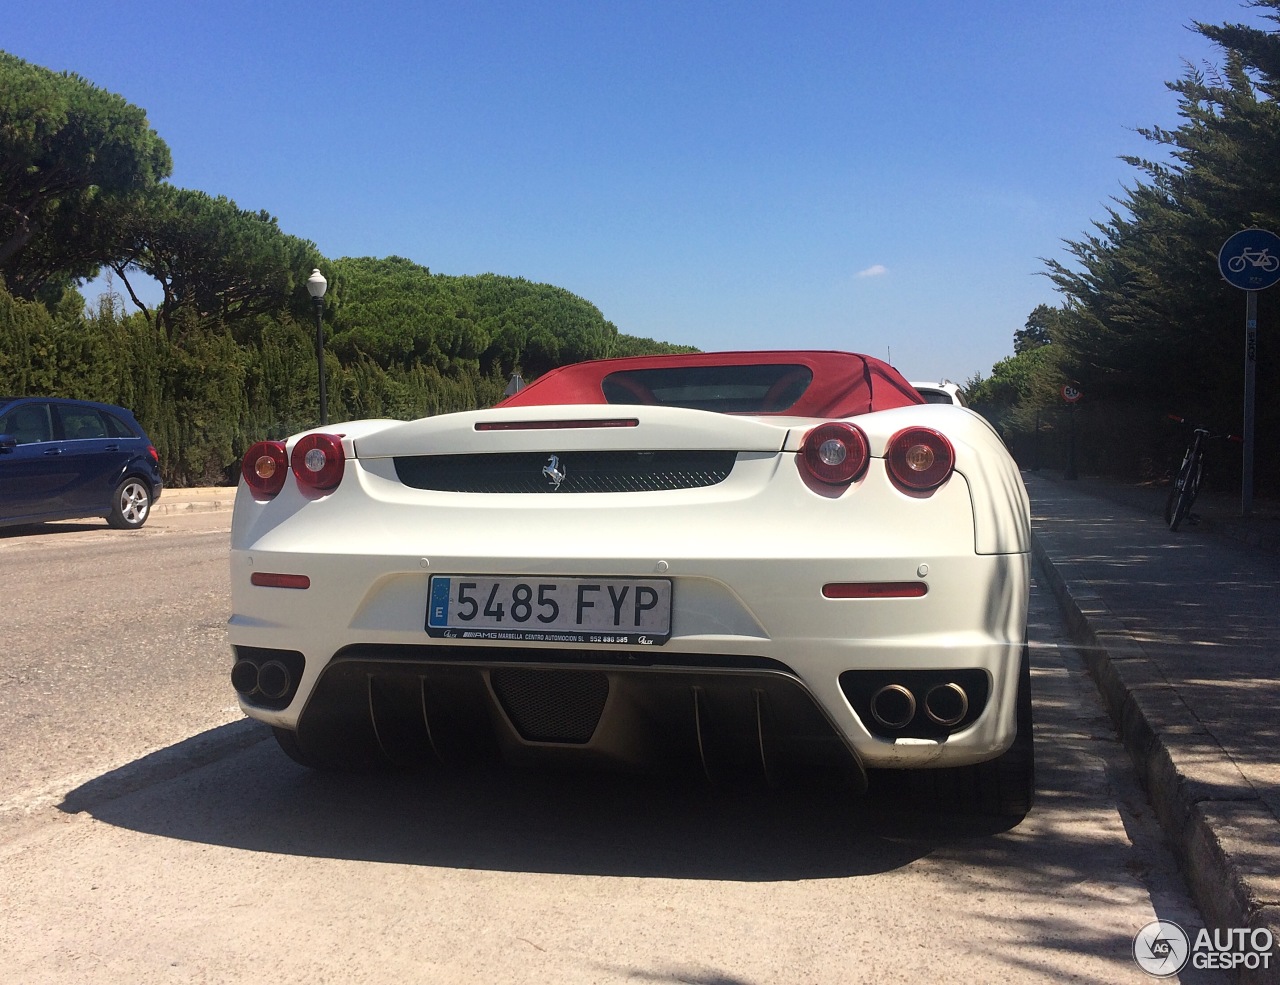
{"left": 0, "top": 397, "right": 164, "bottom": 529}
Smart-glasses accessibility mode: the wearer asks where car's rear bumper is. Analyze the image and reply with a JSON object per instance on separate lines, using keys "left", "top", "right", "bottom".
{"left": 229, "top": 545, "right": 1029, "bottom": 772}
{"left": 239, "top": 646, "right": 872, "bottom": 787}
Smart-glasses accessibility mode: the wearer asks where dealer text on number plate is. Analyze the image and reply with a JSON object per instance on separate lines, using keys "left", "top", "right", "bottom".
{"left": 427, "top": 576, "right": 672, "bottom": 645}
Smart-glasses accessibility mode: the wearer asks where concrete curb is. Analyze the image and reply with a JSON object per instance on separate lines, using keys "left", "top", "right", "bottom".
{"left": 1033, "top": 534, "right": 1280, "bottom": 983}
{"left": 152, "top": 487, "right": 235, "bottom": 515}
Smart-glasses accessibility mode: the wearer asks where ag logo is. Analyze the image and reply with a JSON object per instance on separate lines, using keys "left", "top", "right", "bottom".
{"left": 1133, "top": 920, "right": 1190, "bottom": 977}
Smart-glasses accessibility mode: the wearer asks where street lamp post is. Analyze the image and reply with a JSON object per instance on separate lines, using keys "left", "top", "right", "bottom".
{"left": 306, "top": 268, "right": 328, "bottom": 426}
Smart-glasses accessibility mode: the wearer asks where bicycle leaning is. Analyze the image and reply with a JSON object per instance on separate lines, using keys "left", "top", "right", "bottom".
{"left": 1164, "top": 414, "right": 1241, "bottom": 532}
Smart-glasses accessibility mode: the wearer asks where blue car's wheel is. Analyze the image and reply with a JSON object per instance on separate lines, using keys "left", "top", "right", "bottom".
{"left": 107, "top": 477, "right": 152, "bottom": 529}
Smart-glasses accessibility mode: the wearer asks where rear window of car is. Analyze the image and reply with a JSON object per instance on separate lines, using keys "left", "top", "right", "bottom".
{"left": 601, "top": 363, "right": 813, "bottom": 413}
{"left": 102, "top": 411, "right": 136, "bottom": 439}
{"left": 916, "top": 387, "right": 968, "bottom": 407}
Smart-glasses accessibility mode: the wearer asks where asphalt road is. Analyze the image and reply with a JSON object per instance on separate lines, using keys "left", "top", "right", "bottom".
{"left": 0, "top": 510, "right": 239, "bottom": 817}
{"left": 0, "top": 511, "right": 1226, "bottom": 984}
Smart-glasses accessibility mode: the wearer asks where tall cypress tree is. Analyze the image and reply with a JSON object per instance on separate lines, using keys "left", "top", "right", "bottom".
{"left": 1043, "top": 5, "right": 1280, "bottom": 480}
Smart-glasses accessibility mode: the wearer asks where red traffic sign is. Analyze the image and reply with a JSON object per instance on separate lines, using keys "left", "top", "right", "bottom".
{"left": 1060, "top": 384, "right": 1083, "bottom": 404}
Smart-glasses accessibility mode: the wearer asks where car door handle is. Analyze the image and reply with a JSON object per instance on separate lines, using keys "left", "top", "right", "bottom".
{"left": 43, "top": 447, "right": 63, "bottom": 455}
{"left": 103, "top": 444, "right": 119, "bottom": 451}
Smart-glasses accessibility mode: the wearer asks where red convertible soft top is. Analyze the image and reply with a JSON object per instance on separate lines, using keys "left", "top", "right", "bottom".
{"left": 498, "top": 351, "right": 923, "bottom": 418}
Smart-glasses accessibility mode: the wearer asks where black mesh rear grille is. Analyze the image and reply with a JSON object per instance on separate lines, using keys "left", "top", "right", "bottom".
{"left": 395, "top": 450, "right": 737, "bottom": 493}
{"left": 490, "top": 668, "right": 610, "bottom": 743}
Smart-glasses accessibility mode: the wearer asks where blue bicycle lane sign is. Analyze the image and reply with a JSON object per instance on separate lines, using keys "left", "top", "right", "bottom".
{"left": 1219, "top": 228, "right": 1280, "bottom": 290}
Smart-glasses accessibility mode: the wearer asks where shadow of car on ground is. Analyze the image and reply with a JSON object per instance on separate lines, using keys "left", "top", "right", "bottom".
{"left": 57, "top": 720, "right": 1030, "bottom": 882}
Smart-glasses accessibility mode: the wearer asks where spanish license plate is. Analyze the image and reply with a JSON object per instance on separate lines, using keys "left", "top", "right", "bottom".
{"left": 426, "top": 576, "right": 672, "bottom": 645}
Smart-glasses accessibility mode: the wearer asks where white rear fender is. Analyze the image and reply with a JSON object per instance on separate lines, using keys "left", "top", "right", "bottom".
{"left": 805, "top": 405, "right": 1029, "bottom": 555}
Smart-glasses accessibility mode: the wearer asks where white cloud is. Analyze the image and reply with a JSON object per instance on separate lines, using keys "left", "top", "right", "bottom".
{"left": 857, "top": 264, "right": 888, "bottom": 278}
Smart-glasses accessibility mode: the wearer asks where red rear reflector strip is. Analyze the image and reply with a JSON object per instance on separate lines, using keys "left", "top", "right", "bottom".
{"left": 823, "top": 582, "right": 927, "bottom": 599}
{"left": 475, "top": 419, "right": 640, "bottom": 431}
{"left": 250, "top": 572, "right": 311, "bottom": 589}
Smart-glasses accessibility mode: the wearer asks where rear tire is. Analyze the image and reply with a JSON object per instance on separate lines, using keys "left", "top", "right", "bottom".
{"left": 271, "top": 724, "right": 391, "bottom": 772}
{"left": 107, "top": 477, "right": 152, "bottom": 529}
{"left": 1165, "top": 458, "right": 1202, "bottom": 532}
{"left": 975, "top": 648, "right": 1035, "bottom": 817}
{"left": 908, "top": 647, "right": 1035, "bottom": 819}
{"left": 271, "top": 726, "right": 317, "bottom": 768}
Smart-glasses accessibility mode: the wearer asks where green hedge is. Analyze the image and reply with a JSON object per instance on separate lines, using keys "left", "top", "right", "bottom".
{"left": 0, "top": 285, "right": 506, "bottom": 486}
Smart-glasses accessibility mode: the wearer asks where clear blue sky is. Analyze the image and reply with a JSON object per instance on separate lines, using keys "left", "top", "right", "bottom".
{"left": 7, "top": 0, "right": 1261, "bottom": 382}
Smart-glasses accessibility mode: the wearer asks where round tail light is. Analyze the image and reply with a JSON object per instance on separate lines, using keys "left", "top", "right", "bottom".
{"left": 290, "top": 433, "right": 345, "bottom": 492}
{"left": 800, "top": 422, "right": 870, "bottom": 485}
{"left": 242, "top": 441, "right": 288, "bottom": 498}
{"left": 886, "top": 427, "right": 954, "bottom": 491}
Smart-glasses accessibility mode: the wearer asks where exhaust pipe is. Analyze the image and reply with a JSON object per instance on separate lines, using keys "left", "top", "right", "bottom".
{"left": 256, "top": 660, "right": 292, "bottom": 701}
{"left": 924, "top": 682, "right": 968, "bottom": 727}
{"left": 869, "top": 684, "right": 916, "bottom": 730}
{"left": 231, "top": 659, "right": 260, "bottom": 696}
